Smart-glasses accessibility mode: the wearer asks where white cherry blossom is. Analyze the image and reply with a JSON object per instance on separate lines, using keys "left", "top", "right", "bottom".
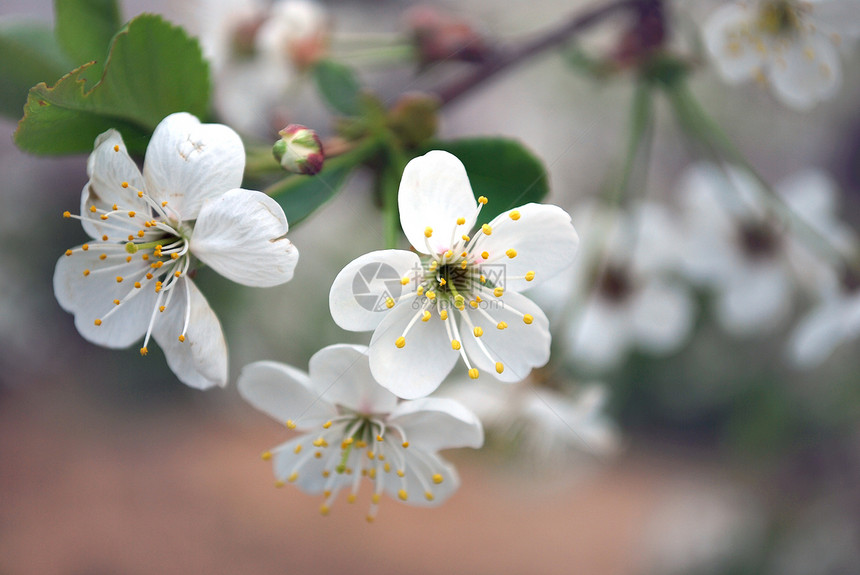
{"left": 238, "top": 344, "right": 484, "bottom": 521}
{"left": 54, "top": 113, "right": 298, "bottom": 389}
{"left": 703, "top": 0, "right": 860, "bottom": 110}
{"left": 329, "top": 151, "right": 580, "bottom": 398}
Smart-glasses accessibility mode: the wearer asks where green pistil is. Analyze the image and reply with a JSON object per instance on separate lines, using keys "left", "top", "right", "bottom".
{"left": 758, "top": 1, "right": 800, "bottom": 35}
{"left": 125, "top": 237, "right": 174, "bottom": 254}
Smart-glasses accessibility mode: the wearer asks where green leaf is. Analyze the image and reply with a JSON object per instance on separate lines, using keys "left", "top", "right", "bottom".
{"left": 422, "top": 138, "right": 550, "bottom": 222}
{"left": 265, "top": 139, "right": 379, "bottom": 226}
{"left": 15, "top": 13, "right": 210, "bottom": 155}
{"left": 54, "top": 0, "right": 122, "bottom": 85}
{"left": 312, "top": 59, "right": 362, "bottom": 116}
{"left": 0, "top": 19, "right": 73, "bottom": 118}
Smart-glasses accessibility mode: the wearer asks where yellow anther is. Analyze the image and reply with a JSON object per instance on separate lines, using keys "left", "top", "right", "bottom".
{"left": 116, "top": 276, "right": 123, "bottom": 283}
{"left": 510, "top": 210, "right": 521, "bottom": 220}
{"left": 523, "top": 314, "right": 534, "bottom": 324}
{"left": 386, "top": 297, "right": 395, "bottom": 309}
{"left": 495, "top": 362, "right": 504, "bottom": 374}
{"left": 90, "top": 205, "right": 97, "bottom": 213}
{"left": 294, "top": 444, "right": 302, "bottom": 454}
{"left": 286, "top": 420, "right": 297, "bottom": 429}
{"left": 138, "top": 191, "right": 144, "bottom": 198}
{"left": 395, "top": 336, "right": 406, "bottom": 349}
{"left": 432, "top": 474, "right": 443, "bottom": 484}
{"left": 462, "top": 235, "right": 470, "bottom": 241}
{"left": 482, "top": 224, "right": 492, "bottom": 235}
{"left": 161, "top": 201, "right": 168, "bottom": 207}
{"left": 457, "top": 217, "right": 466, "bottom": 225}
{"left": 416, "top": 286, "right": 425, "bottom": 296}
{"left": 146, "top": 273, "right": 153, "bottom": 280}
{"left": 479, "top": 275, "right": 486, "bottom": 283}
{"left": 322, "top": 420, "right": 332, "bottom": 429}
{"left": 427, "top": 291, "right": 436, "bottom": 300}
{"left": 319, "top": 505, "right": 330, "bottom": 516}
{"left": 376, "top": 434, "right": 384, "bottom": 442}
{"left": 422, "top": 311, "right": 431, "bottom": 322}
{"left": 369, "top": 468, "right": 377, "bottom": 479}
{"left": 314, "top": 452, "right": 322, "bottom": 459}
{"left": 343, "top": 437, "right": 354, "bottom": 446}
{"left": 178, "top": 335, "right": 186, "bottom": 343}
{"left": 134, "top": 282, "right": 141, "bottom": 289}
{"left": 261, "top": 451, "right": 272, "bottom": 461}
{"left": 428, "top": 260, "right": 438, "bottom": 271}
{"left": 128, "top": 211, "right": 136, "bottom": 217}
{"left": 347, "top": 493, "right": 357, "bottom": 504}
{"left": 384, "top": 462, "right": 391, "bottom": 472}
{"left": 398, "top": 489, "right": 408, "bottom": 501}
{"left": 506, "top": 249, "right": 517, "bottom": 258}
{"left": 139, "top": 347, "right": 148, "bottom": 356}
{"left": 493, "top": 287, "right": 504, "bottom": 297}
{"left": 424, "top": 227, "right": 433, "bottom": 238}
{"left": 478, "top": 196, "right": 488, "bottom": 205}
{"left": 497, "top": 321, "right": 508, "bottom": 330}
{"left": 460, "top": 261, "right": 468, "bottom": 270}
{"left": 121, "top": 181, "right": 128, "bottom": 188}
{"left": 171, "top": 253, "right": 179, "bottom": 260}
{"left": 481, "top": 251, "right": 489, "bottom": 259}
{"left": 444, "top": 250, "right": 453, "bottom": 259}
{"left": 476, "top": 296, "right": 482, "bottom": 303}
{"left": 159, "top": 306, "right": 165, "bottom": 312}
{"left": 396, "top": 470, "right": 405, "bottom": 478}
{"left": 113, "top": 145, "right": 119, "bottom": 152}
{"left": 451, "top": 340, "right": 461, "bottom": 351}
{"left": 324, "top": 489, "right": 332, "bottom": 497}
{"left": 83, "top": 270, "right": 90, "bottom": 277}
{"left": 525, "top": 271, "right": 535, "bottom": 281}
{"left": 312, "top": 437, "right": 326, "bottom": 447}
{"left": 137, "top": 230, "right": 144, "bottom": 238}
{"left": 100, "top": 214, "right": 108, "bottom": 220}
{"left": 82, "top": 244, "right": 89, "bottom": 251}
{"left": 440, "top": 310, "right": 448, "bottom": 320}
{"left": 372, "top": 493, "right": 382, "bottom": 504}
{"left": 63, "top": 211, "right": 71, "bottom": 218}
{"left": 274, "top": 480, "right": 285, "bottom": 488}
{"left": 94, "top": 318, "right": 102, "bottom": 326}
{"left": 102, "top": 235, "right": 108, "bottom": 241}
{"left": 473, "top": 326, "right": 483, "bottom": 337}
{"left": 400, "top": 276, "right": 410, "bottom": 285}
{"left": 425, "top": 492, "right": 434, "bottom": 501}
{"left": 469, "top": 368, "right": 479, "bottom": 379}
{"left": 113, "top": 299, "right": 120, "bottom": 305}
{"left": 126, "top": 256, "right": 132, "bottom": 263}
{"left": 356, "top": 440, "right": 368, "bottom": 448}
{"left": 439, "top": 278, "right": 447, "bottom": 286}
{"left": 367, "top": 451, "right": 375, "bottom": 460}
{"left": 469, "top": 300, "right": 478, "bottom": 309}
{"left": 65, "top": 249, "right": 73, "bottom": 256}
{"left": 321, "top": 470, "right": 330, "bottom": 477}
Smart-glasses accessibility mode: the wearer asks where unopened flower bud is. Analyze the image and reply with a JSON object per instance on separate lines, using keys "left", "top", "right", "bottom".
{"left": 405, "top": 5, "right": 489, "bottom": 65}
{"left": 273, "top": 124, "right": 324, "bottom": 175}
{"left": 387, "top": 93, "right": 440, "bottom": 148}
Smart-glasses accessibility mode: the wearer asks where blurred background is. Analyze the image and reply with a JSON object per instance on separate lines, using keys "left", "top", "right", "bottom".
{"left": 2, "top": 0, "right": 860, "bottom": 573}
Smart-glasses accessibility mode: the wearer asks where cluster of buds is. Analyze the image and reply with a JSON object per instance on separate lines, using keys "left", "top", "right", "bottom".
{"left": 273, "top": 124, "right": 325, "bottom": 175}
{"left": 405, "top": 5, "right": 490, "bottom": 66}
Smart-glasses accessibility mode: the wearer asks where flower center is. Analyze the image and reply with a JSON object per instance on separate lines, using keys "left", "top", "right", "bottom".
{"left": 63, "top": 180, "right": 195, "bottom": 355}
{"left": 757, "top": 1, "right": 803, "bottom": 36}
{"left": 268, "top": 411, "right": 447, "bottom": 522}
{"left": 597, "top": 265, "right": 634, "bottom": 303}
{"left": 737, "top": 221, "right": 780, "bottom": 259}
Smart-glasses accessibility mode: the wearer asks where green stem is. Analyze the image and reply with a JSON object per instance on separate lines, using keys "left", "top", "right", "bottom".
{"left": 381, "top": 139, "right": 408, "bottom": 249}
{"left": 666, "top": 80, "right": 851, "bottom": 269}
{"left": 610, "top": 80, "right": 655, "bottom": 207}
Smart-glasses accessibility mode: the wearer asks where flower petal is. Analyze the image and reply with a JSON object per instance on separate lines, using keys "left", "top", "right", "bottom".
{"left": 191, "top": 188, "right": 298, "bottom": 287}
{"left": 271, "top": 434, "right": 350, "bottom": 494}
{"left": 143, "top": 112, "right": 245, "bottom": 219}
{"left": 630, "top": 279, "right": 695, "bottom": 355}
{"left": 238, "top": 360, "right": 338, "bottom": 429}
{"left": 380, "top": 449, "right": 460, "bottom": 507}
{"left": 151, "top": 278, "right": 228, "bottom": 389}
{"left": 307, "top": 344, "right": 398, "bottom": 415}
{"left": 476, "top": 203, "right": 579, "bottom": 292}
{"left": 389, "top": 397, "right": 484, "bottom": 451}
{"left": 461, "top": 290, "right": 551, "bottom": 382}
{"left": 398, "top": 151, "right": 478, "bottom": 254}
{"left": 703, "top": 3, "right": 766, "bottom": 84}
{"left": 53, "top": 248, "right": 156, "bottom": 348}
{"left": 368, "top": 297, "right": 457, "bottom": 399}
{"left": 568, "top": 296, "right": 632, "bottom": 370}
{"left": 716, "top": 260, "right": 792, "bottom": 335}
{"left": 329, "top": 249, "right": 422, "bottom": 332}
{"left": 80, "top": 129, "right": 149, "bottom": 240}
{"left": 768, "top": 33, "right": 842, "bottom": 110}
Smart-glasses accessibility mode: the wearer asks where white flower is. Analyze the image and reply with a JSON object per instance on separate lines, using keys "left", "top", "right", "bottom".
{"left": 703, "top": 0, "right": 860, "bottom": 110}
{"left": 328, "top": 151, "right": 580, "bottom": 398}
{"left": 788, "top": 269, "right": 860, "bottom": 366}
{"left": 54, "top": 112, "right": 298, "bottom": 389}
{"left": 237, "top": 344, "right": 484, "bottom": 521}
{"left": 442, "top": 377, "right": 619, "bottom": 463}
{"left": 676, "top": 162, "right": 853, "bottom": 336}
{"left": 533, "top": 201, "right": 694, "bottom": 371}
{"left": 193, "top": 0, "right": 330, "bottom": 136}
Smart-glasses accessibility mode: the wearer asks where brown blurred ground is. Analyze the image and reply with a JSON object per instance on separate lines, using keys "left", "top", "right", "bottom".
{"left": 0, "top": 379, "right": 720, "bottom": 575}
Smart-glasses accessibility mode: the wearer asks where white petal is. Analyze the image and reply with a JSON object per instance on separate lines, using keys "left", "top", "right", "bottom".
{"left": 389, "top": 397, "right": 484, "bottom": 451}
{"left": 237, "top": 360, "right": 338, "bottom": 429}
{"left": 368, "top": 297, "right": 457, "bottom": 399}
{"left": 53, "top": 248, "right": 156, "bottom": 348}
{"left": 329, "top": 249, "right": 422, "bottom": 332}
{"left": 788, "top": 293, "right": 860, "bottom": 366}
{"left": 143, "top": 112, "right": 245, "bottom": 219}
{"left": 81, "top": 130, "right": 149, "bottom": 240}
{"left": 398, "top": 151, "right": 478, "bottom": 254}
{"left": 380, "top": 449, "right": 460, "bottom": 507}
{"left": 191, "top": 189, "right": 298, "bottom": 287}
{"left": 476, "top": 203, "right": 579, "bottom": 292}
{"left": 703, "top": 3, "right": 766, "bottom": 83}
{"left": 271, "top": 434, "right": 346, "bottom": 493}
{"left": 716, "top": 261, "right": 792, "bottom": 335}
{"left": 630, "top": 279, "right": 695, "bottom": 355}
{"left": 307, "top": 344, "right": 398, "bottom": 415}
{"left": 568, "top": 296, "right": 632, "bottom": 370}
{"left": 808, "top": 1, "right": 860, "bottom": 38}
{"left": 768, "top": 33, "right": 842, "bottom": 110}
{"left": 461, "top": 291, "right": 551, "bottom": 382}
{"left": 151, "top": 278, "right": 228, "bottom": 389}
